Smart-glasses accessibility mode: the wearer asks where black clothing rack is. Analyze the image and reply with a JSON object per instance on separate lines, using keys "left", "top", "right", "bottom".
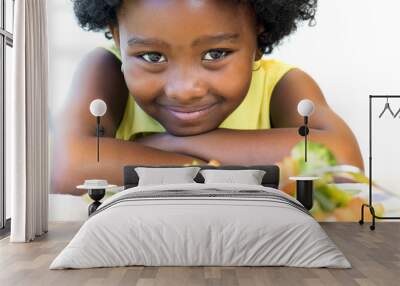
{"left": 359, "top": 95, "right": 400, "bottom": 230}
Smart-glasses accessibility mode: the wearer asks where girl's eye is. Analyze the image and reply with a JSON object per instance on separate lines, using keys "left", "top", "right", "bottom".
{"left": 203, "top": 49, "right": 231, "bottom": 61}
{"left": 139, "top": 52, "right": 166, "bottom": 64}
{"left": 137, "top": 50, "right": 231, "bottom": 64}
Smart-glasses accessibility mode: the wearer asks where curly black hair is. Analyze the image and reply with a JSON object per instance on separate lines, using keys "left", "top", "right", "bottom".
{"left": 72, "top": 0, "right": 317, "bottom": 54}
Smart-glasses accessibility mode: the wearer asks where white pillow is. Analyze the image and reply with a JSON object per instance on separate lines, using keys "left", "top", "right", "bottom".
{"left": 200, "top": 169, "right": 266, "bottom": 185}
{"left": 135, "top": 167, "right": 201, "bottom": 186}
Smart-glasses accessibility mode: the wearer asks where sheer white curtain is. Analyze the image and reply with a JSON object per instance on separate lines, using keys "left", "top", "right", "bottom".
{"left": 6, "top": 0, "right": 49, "bottom": 242}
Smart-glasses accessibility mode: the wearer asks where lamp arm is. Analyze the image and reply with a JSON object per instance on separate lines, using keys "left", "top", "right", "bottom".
{"left": 305, "top": 125, "right": 308, "bottom": 163}
{"left": 304, "top": 116, "right": 308, "bottom": 162}
{"left": 297, "top": 99, "right": 314, "bottom": 164}
{"left": 96, "top": 116, "right": 100, "bottom": 162}
{"left": 297, "top": 116, "right": 309, "bottom": 162}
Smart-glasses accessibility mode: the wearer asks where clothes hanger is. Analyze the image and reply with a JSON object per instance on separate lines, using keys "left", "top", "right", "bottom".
{"left": 379, "top": 97, "right": 396, "bottom": 118}
{"left": 394, "top": 106, "right": 400, "bottom": 118}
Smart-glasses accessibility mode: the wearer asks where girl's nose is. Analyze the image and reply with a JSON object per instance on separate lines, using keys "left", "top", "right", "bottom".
{"left": 164, "top": 68, "right": 207, "bottom": 104}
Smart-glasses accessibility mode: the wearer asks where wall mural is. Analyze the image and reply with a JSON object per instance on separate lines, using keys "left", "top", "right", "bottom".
{"left": 48, "top": 0, "right": 399, "bottom": 222}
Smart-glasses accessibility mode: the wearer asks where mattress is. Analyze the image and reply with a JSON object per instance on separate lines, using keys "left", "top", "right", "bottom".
{"left": 50, "top": 183, "right": 351, "bottom": 269}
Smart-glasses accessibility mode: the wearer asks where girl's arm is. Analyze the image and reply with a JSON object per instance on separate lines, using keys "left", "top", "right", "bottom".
{"left": 51, "top": 48, "right": 205, "bottom": 195}
{"left": 136, "top": 69, "right": 364, "bottom": 170}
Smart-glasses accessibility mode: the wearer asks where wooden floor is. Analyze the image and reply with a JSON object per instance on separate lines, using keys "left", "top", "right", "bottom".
{"left": 0, "top": 222, "right": 399, "bottom": 286}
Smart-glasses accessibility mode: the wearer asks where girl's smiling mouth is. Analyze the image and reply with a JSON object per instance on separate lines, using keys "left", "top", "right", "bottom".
{"left": 161, "top": 102, "right": 220, "bottom": 123}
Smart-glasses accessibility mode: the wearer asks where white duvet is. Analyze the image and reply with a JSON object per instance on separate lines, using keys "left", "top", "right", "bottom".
{"left": 50, "top": 183, "right": 351, "bottom": 269}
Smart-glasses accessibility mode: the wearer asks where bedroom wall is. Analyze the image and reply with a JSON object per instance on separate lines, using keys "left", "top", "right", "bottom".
{"left": 48, "top": 0, "right": 400, "bottom": 221}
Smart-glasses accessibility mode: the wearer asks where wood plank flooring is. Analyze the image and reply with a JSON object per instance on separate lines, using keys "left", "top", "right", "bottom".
{"left": 0, "top": 222, "right": 399, "bottom": 286}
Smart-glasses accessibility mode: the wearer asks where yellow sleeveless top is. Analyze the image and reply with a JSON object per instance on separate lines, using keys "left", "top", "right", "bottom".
{"left": 102, "top": 45, "right": 295, "bottom": 140}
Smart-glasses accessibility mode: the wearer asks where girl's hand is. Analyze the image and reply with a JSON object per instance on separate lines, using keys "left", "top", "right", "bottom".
{"left": 134, "top": 133, "right": 214, "bottom": 165}
{"left": 134, "top": 132, "right": 182, "bottom": 153}
{"left": 134, "top": 129, "right": 226, "bottom": 154}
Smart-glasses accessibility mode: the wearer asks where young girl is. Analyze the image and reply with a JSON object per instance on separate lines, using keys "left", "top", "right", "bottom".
{"left": 52, "top": 0, "right": 363, "bottom": 194}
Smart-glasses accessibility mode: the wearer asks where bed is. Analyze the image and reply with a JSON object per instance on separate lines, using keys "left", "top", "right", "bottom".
{"left": 49, "top": 165, "right": 351, "bottom": 269}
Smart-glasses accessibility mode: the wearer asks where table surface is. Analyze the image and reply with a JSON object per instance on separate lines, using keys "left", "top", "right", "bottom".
{"left": 289, "top": 176, "right": 320, "bottom": 181}
{"left": 76, "top": 184, "right": 117, "bottom": 190}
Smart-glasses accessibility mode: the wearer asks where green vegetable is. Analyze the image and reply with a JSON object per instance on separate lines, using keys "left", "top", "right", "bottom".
{"left": 310, "top": 200, "right": 322, "bottom": 214}
{"left": 315, "top": 184, "right": 352, "bottom": 208}
{"left": 291, "top": 141, "right": 337, "bottom": 174}
{"left": 313, "top": 190, "right": 336, "bottom": 212}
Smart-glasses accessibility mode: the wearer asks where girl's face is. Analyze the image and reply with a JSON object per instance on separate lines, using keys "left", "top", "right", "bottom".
{"left": 114, "top": 0, "right": 260, "bottom": 136}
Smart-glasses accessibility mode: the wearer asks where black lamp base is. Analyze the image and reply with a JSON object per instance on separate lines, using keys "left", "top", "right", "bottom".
{"left": 295, "top": 180, "right": 314, "bottom": 210}
{"left": 88, "top": 188, "right": 106, "bottom": 216}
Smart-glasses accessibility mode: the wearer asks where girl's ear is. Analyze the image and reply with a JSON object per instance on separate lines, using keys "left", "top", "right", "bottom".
{"left": 254, "top": 49, "right": 263, "bottom": 61}
{"left": 254, "top": 25, "right": 265, "bottom": 61}
{"left": 109, "top": 24, "right": 121, "bottom": 50}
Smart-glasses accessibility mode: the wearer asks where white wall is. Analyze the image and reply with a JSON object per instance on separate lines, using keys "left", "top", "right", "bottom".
{"left": 48, "top": 0, "right": 109, "bottom": 117}
{"left": 48, "top": 0, "right": 400, "bottom": 195}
